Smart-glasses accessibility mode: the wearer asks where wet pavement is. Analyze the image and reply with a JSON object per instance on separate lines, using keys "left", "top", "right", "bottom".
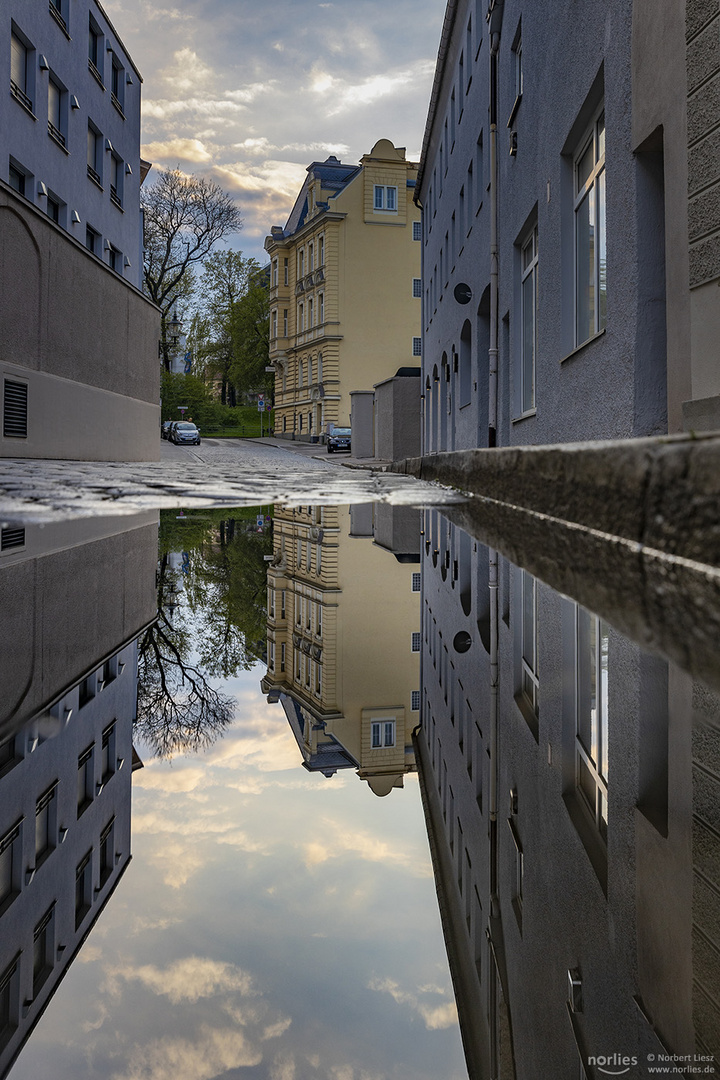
{"left": 0, "top": 438, "right": 464, "bottom": 524}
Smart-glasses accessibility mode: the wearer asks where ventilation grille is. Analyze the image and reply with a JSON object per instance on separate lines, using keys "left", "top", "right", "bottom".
{"left": 1, "top": 527, "right": 25, "bottom": 551}
{"left": 3, "top": 381, "right": 28, "bottom": 438}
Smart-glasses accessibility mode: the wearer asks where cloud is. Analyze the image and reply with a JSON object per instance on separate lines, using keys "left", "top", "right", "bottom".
{"left": 141, "top": 138, "right": 212, "bottom": 163}
{"left": 303, "top": 818, "right": 431, "bottom": 877}
{"left": 107, "top": 956, "right": 258, "bottom": 1005}
{"left": 367, "top": 977, "right": 458, "bottom": 1031}
{"left": 113, "top": 1025, "right": 262, "bottom": 1080}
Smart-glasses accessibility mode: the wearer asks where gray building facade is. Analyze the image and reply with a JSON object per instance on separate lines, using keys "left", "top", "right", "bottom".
{"left": 417, "top": 0, "right": 720, "bottom": 453}
{"left": 1, "top": 0, "right": 161, "bottom": 460}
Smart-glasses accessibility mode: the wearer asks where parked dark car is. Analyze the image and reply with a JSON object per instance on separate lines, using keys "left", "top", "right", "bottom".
{"left": 327, "top": 427, "right": 351, "bottom": 453}
{"left": 161, "top": 421, "right": 173, "bottom": 439}
{"left": 170, "top": 422, "right": 201, "bottom": 446}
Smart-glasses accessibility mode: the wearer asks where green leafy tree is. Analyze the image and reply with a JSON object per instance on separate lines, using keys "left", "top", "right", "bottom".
{"left": 193, "top": 252, "right": 259, "bottom": 405}
{"left": 141, "top": 168, "right": 243, "bottom": 370}
{"left": 230, "top": 267, "right": 271, "bottom": 401}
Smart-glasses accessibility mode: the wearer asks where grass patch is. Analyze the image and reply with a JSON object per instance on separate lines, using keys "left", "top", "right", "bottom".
{"left": 202, "top": 407, "right": 274, "bottom": 439}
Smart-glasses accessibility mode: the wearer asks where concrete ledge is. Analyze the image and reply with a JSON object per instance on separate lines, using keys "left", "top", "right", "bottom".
{"left": 391, "top": 432, "right": 720, "bottom": 569}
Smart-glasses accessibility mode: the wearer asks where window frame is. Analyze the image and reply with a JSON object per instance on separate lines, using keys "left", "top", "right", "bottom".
{"left": 574, "top": 107, "right": 606, "bottom": 347}
{"left": 574, "top": 606, "right": 609, "bottom": 843}
{"left": 373, "top": 185, "right": 398, "bottom": 213}
{"left": 520, "top": 224, "right": 538, "bottom": 415}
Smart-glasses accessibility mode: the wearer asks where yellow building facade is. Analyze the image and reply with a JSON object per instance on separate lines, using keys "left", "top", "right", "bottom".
{"left": 260, "top": 505, "right": 421, "bottom": 795}
{"left": 264, "top": 140, "right": 422, "bottom": 441}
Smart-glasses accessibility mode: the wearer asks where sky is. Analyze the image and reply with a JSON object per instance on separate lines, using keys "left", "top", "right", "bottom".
{"left": 12, "top": 664, "right": 468, "bottom": 1080}
{"left": 107, "top": 0, "right": 445, "bottom": 263}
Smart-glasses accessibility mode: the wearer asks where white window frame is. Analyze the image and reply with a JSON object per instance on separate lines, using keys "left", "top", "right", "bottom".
{"left": 574, "top": 107, "right": 606, "bottom": 346}
{"left": 374, "top": 185, "right": 398, "bottom": 212}
{"left": 520, "top": 570, "right": 539, "bottom": 716}
{"left": 371, "top": 720, "right": 396, "bottom": 748}
{"left": 575, "top": 606, "right": 609, "bottom": 842}
{"left": 412, "top": 337, "right": 422, "bottom": 357}
{"left": 412, "top": 278, "right": 422, "bottom": 299}
{"left": 411, "top": 631, "right": 422, "bottom": 652}
{"left": 520, "top": 225, "right": 538, "bottom": 415}
{"left": 413, "top": 220, "right": 422, "bottom": 241}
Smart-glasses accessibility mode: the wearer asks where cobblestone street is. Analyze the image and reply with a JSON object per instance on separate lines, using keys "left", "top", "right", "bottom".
{"left": 0, "top": 437, "right": 464, "bottom": 524}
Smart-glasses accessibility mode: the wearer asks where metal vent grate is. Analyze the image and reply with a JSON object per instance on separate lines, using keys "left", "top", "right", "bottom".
{"left": 3, "top": 381, "right": 28, "bottom": 438}
{"left": 1, "top": 527, "right": 25, "bottom": 551}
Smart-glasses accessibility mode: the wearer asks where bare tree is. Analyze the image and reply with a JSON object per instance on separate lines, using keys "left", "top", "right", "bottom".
{"left": 135, "top": 611, "right": 235, "bottom": 760}
{"left": 141, "top": 168, "right": 243, "bottom": 369}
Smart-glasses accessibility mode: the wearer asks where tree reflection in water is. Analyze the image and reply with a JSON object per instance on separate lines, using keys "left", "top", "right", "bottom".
{"left": 135, "top": 509, "right": 273, "bottom": 759}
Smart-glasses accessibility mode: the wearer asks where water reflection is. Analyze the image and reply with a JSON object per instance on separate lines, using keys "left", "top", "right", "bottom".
{"left": 0, "top": 515, "right": 156, "bottom": 1076}
{"left": 261, "top": 504, "right": 421, "bottom": 795}
{"left": 2, "top": 501, "right": 719, "bottom": 1080}
{"left": 418, "top": 508, "right": 720, "bottom": 1079}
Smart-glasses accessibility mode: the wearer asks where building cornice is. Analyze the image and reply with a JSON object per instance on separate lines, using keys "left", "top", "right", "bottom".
{"left": 416, "top": 0, "right": 462, "bottom": 201}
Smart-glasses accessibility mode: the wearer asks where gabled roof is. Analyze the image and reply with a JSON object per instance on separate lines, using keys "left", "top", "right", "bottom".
{"left": 281, "top": 156, "right": 360, "bottom": 239}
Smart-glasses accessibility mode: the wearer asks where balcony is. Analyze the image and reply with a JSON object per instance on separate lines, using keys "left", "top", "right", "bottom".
{"left": 111, "top": 92, "right": 124, "bottom": 118}
{"left": 49, "top": 1, "right": 69, "bottom": 36}
{"left": 110, "top": 185, "right": 122, "bottom": 210}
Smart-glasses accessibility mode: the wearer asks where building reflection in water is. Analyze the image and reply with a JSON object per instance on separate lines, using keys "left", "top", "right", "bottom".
{"left": 417, "top": 509, "right": 720, "bottom": 1078}
{"left": 261, "top": 504, "right": 421, "bottom": 796}
{"left": 0, "top": 515, "right": 157, "bottom": 1076}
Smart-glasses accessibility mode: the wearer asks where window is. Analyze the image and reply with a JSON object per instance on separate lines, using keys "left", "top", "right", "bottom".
{"left": 49, "top": 0, "right": 68, "bottom": 33}
{"left": 108, "top": 243, "right": 121, "bottom": 273}
{"left": 412, "top": 278, "right": 422, "bottom": 299}
{"left": 319, "top": 236, "right": 324, "bottom": 264}
{"left": 86, "top": 224, "right": 99, "bottom": 254}
{"left": 77, "top": 744, "right": 94, "bottom": 817}
{"left": 309, "top": 243, "right": 314, "bottom": 271}
{"left": 110, "top": 153, "right": 123, "bottom": 208}
{"left": 374, "top": 185, "right": 398, "bottom": 212}
{"left": 520, "top": 570, "right": 539, "bottom": 718}
{"left": 411, "top": 632, "right": 422, "bottom": 652}
{"left": 99, "top": 818, "right": 115, "bottom": 886}
{"left": 111, "top": 57, "right": 124, "bottom": 113}
{"left": 575, "top": 607, "right": 609, "bottom": 842}
{"left": 298, "top": 304, "right": 304, "bottom": 333}
{"left": 101, "top": 723, "right": 116, "bottom": 782}
{"left": 8, "top": 162, "right": 26, "bottom": 196}
{"left": 272, "top": 259, "right": 278, "bottom": 287}
{"left": 413, "top": 220, "right": 422, "bottom": 241}
{"left": 0, "top": 955, "right": 20, "bottom": 1050}
{"left": 318, "top": 293, "right": 324, "bottom": 324}
{"left": 520, "top": 225, "right": 538, "bottom": 413}
{"left": 75, "top": 850, "right": 92, "bottom": 929}
{"left": 0, "top": 821, "right": 21, "bottom": 909}
{"left": 371, "top": 720, "right": 396, "bottom": 748}
{"left": 574, "top": 109, "right": 606, "bottom": 346}
{"left": 283, "top": 258, "right": 289, "bottom": 286}
{"left": 47, "top": 75, "right": 66, "bottom": 148}
{"left": 283, "top": 309, "right": 288, "bottom": 337}
{"left": 88, "top": 18, "right": 103, "bottom": 82}
{"left": 411, "top": 691, "right": 421, "bottom": 711}
{"left": 412, "top": 337, "right": 422, "bottom": 357}
{"left": 46, "top": 193, "right": 60, "bottom": 224}
{"left": 87, "top": 123, "right": 101, "bottom": 186}
{"left": 412, "top": 572, "right": 421, "bottom": 592}
{"left": 280, "top": 642, "right": 286, "bottom": 672}
{"left": 308, "top": 298, "right": 313, "bottom": 328}
{"left": 271, "top": 310, "right": 277, "bottom": 339}
{"left": 33, "top": 904, "right": 55, "bottom": 996}
{"left": 11, "top": 29, "right": 33, "bottom": 112}
{"left": 35, "top": 782, "right": 58, "bottom": 864}
{"left": 298, "top": 249, "right": 304, "bottom": 277}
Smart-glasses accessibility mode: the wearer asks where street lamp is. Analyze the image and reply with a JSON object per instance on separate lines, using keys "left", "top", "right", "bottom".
{"left": 167, "top": 310, "right": 182, "bottom": 347}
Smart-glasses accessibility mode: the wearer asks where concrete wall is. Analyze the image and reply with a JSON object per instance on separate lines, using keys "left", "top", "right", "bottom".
{"left": 0, "top": 182, "right": 160, "bottom": 460}
{"left": 374, "top": 373, "right": 420, "bottom": 461}
{"left": 0, "top": 513, "right": 159, "bottom": 734}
